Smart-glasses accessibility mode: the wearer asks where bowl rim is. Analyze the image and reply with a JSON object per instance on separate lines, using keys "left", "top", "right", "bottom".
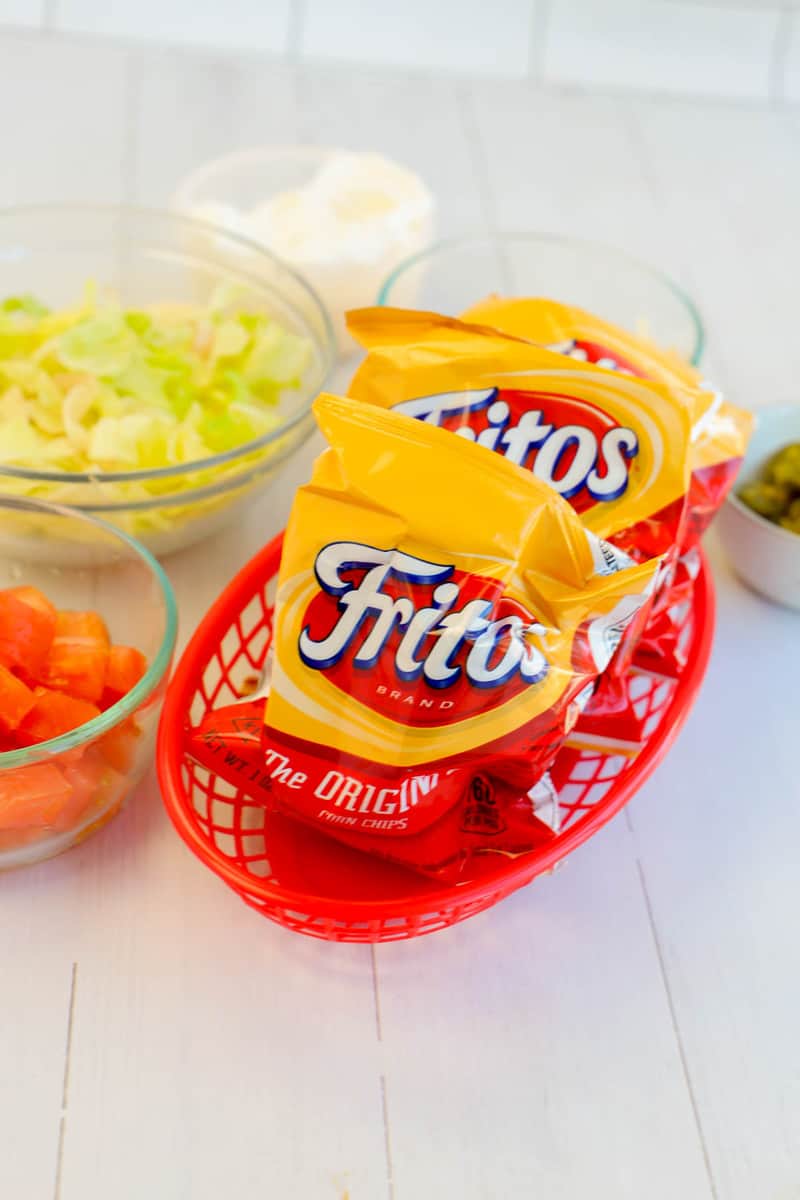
{"left": 0, "top": 202, "right": 336, "bottom": 486}
{"left": 0, "top": 495, "right": 178, "bottom": 769}
{"left": 172, "top": 144, "right": 345, "bottom": 211}
{"left": 33, "top": 437, "right": 304, "bottom": 513}
{"left": 375, "top": 230, "right": 705, "bottom": 366}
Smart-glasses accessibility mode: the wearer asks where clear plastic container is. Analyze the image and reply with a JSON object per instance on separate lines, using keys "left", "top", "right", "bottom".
{"left": 0, "top": 205, "right": 335, "bottom": 558}
{"left": 0, "top": 496, "right": 177, "bottom": 868}
{"left": 377, "top": 232, "right": 704, "bottom": 364}
{"left": 173, "top": 147, "right": 435, "bottom": 356}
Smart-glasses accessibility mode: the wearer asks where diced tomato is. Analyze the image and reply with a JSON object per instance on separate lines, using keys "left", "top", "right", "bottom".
{"left": 10, "top": 586, "right": 57, "bottom": 622}
{"left": 102, "top": 644, "right": 148, "bottom": 705}
{"left": 19, "top": 687, "right": 101, "bottom": 744}
{"left": 60, "top": 750, "right": 128, "bottom": 833}
{"left": 0, "top": 664, "right": 36, "bottom": 733}
{"left": 0, "top": 587, "right": 57, "bottom": 675}
{"left": 53, "top": 757, "right": 99, "bottom": 832}
{"left": 38, "top": 610, "right": 110, "bottom": 703}
{"left": 0, "top": 762, "right": 73, "bottom": 830}
{"left": 97, "top": 715, "right": 140, "bottom": 772}
{"left": 49, "top": 786, "right": 94, "bottom": 833}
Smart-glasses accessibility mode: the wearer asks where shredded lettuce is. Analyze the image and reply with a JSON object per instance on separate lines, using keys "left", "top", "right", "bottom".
{"left": 0, "top": 283, "right": 312, "bottom": 499}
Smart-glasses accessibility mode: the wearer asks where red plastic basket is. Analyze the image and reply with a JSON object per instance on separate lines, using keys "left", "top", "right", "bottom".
{"left": 158, "top": 535, "right": 715, "bottom": 942}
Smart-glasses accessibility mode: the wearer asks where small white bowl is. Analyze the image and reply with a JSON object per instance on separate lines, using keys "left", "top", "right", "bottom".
{"left": 717, "top": 403, "right": 800, "bottom": 611}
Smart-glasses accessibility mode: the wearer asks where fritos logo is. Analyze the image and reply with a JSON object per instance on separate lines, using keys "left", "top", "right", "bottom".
{"left": 547, "top": 338, "right": 645, "bottom": 378}
{"left": 299, "top": 543, "right": 549, "bottom": 726}
{"left": 393, "top": 387, "right": 639, "bottom": 513}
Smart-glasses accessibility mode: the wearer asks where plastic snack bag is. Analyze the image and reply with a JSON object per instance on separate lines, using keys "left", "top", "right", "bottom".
{"left": 459, "top": 299, "right": 747, "bottom": 685}
{"left": 189, "top": 691, "right": 564, "bottom": 885}
{"left": 345, "top": 305, "right": 710, "bottom": 752}
{"left": 346, "top": 307, "right": 696, "bottom": 564}
{"left": 460, "top": 296, "right": 701, "bottom": 388}
{"left": 459, "top": 298, "right": 750, "bottom": 736}
{"left": 221, "top": 392, "right": 660, "bottom": 883}
{"left": 459, "top": 296, "right": 753, "bottom": 552}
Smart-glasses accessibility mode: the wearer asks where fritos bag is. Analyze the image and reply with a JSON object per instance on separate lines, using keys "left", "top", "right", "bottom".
{"left": 346, "top": 308, "right": 697, "bottom": 563}
{"left": 460, "top": 299, "right": 750, "bottom": 685}
{"left": 344, "top": 306, "right": 709, "bottom": 754}
{"left": 459, "top": 296, "right": 753, "bottom": 550}
{"left": 461, "top": 296, "right": 702, "bottom": 388}
{"left": 456, "top": 298, "right": 751, "bottom": 741}
{"left": 220, "top": 392, "right": 660, "bottom": 883}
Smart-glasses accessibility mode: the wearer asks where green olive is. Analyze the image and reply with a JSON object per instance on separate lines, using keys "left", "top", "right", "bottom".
{"left": 778, "top": 514, "right": 800, "bottom": 535}
{"left": 766, "top": 443, "right": 800, "bottom": 489}
{"left": 739, "top": 480, "right": 792, "bottom": 520}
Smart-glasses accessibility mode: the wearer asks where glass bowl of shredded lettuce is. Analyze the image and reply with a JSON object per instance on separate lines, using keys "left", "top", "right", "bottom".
{"left": 0, "top": 206, "right": 335, "bottom": 557}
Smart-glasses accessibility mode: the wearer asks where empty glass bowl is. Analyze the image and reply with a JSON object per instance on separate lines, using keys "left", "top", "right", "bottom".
{"left": 377, "top": 232, "right": 704, "bottom": 364}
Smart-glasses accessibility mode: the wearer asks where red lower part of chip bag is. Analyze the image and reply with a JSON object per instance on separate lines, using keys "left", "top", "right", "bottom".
{"left": 633, "top": 547, "right": 700, "bottom": 676}
{"left": 187, "top": 697, "right": 564, "bottom": 884}
{"left": 683, "top": 457, "right": 743, "bottom": 548}
{"left": 634, "top": 613, "right": 687, "bottom": 678}
{"left": 570, "top": 546, "right": 700, "bottom": 748}
{"left": 606, "top": 497, "right": 686, "bottom": 565}
{"left": 188, "top": 699, "right": 265, "bottom": 791}
{"left": 569, "top": 671, "right": 648, "bottom": 754}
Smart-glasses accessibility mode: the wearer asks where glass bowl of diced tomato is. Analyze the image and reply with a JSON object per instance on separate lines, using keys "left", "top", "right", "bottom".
{"left": 0, "top": 495, "right": 177, "bottom": 867}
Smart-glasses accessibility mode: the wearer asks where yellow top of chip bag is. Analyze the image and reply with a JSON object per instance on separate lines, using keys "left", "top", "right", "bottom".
{"left": 346, "top": 307, "right": 697, "bottom": 553}
{"left": 461, "top": 296, "right": 701, "bottom": 389}
{"left": 459, "top": 296, "right": 753, "bottom": 475}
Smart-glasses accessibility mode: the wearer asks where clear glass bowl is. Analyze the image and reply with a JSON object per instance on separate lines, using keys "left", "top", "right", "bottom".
{"left": 173, "top": 146, "right": 435, "bottom": 357}
{"left": 377, "top": 232, "right": 704, "bottom": 364}
{"left": 0, "top": 205, "right": 335, "bottom": 558}
{"left": 0, "top": 496, "right": 177, "bottom": 868}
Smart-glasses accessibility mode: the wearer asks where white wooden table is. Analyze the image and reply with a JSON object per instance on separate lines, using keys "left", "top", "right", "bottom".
{"left": 1, "top": 29, "right": 799, "bottom": 1200}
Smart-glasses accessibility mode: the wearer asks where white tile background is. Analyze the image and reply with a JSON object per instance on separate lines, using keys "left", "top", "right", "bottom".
{"left": 302, "top": 0, "right": 534, "bottom": 76}
{"left": 52, "top": 0, "right": 293, "bottom": 53}
{"left": 0, "top": 0, "right": 798, "bottom": 102}
{"left": 543, "top": 0, "right": 780, "bottom": 100}
{"left": 0, "top": 0, "right": 42, "bottom": 25}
